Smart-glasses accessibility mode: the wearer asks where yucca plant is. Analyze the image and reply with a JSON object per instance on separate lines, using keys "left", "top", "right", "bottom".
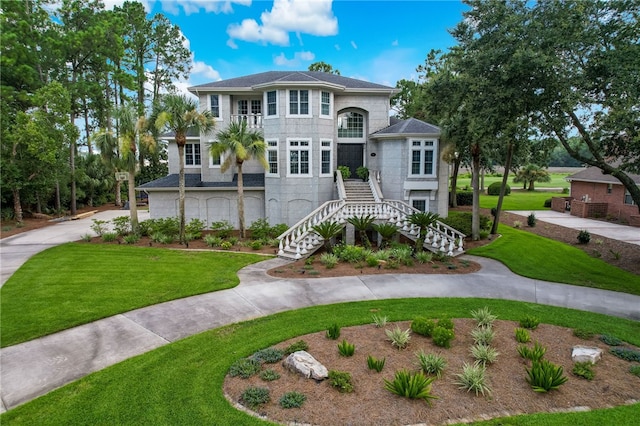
{"left": 525, "top": 359, "right": 568, "bottom": 392}
{"left": 471, "top": 343, "right": 499, "bottom": 366}
{"left": 371, "top": 314, "right": 388, "bottom": 328}
{"left": 517, "top": 341, "right": 547, "bottom": 362}
{"left": 470, "top": 306, "right": 497, "bottom": 328}
{"left": 471, "top": 327, "right": 495, "bottom": 345}
{"left": 337, "top": 339, "right": 355, "bottom": 357}
{"left": 326, "top": 323, "right": 341, "bottom": 340}
{"left": 455, "top": 362, "right": 492, "bottom": 396}
{"left": 415, "top": 350, "right": 447, "bottom": 378}
{"left": 514, "top": 327, "right": 531, "bottom": 343}
{"left": 366, "top": 355, "right": 386, "bottom": 372}
{"left": 385, "top": 326, "right": 411, "bottom": 350}
{"left": 383, "top": 369, "right": 438, "bottom": 404}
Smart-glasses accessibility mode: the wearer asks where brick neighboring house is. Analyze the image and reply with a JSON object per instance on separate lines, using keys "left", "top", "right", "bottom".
{"left": 559, "top": 166, "right": 640, "bottom": 227}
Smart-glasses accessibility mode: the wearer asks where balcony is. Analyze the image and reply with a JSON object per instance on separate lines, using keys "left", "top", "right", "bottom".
{"left": 231, "top": 114, "right": 263, "bottom": 129}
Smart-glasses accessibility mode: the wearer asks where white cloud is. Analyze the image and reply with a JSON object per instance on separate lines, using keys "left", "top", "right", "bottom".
{"left": 227, "top": 0, "right": 338, "bottom": 46}
{"left": 159, "top": 0, "right": 251, "bottom": 16}
{"left": 351, "top": 40, "right": 358, "bottom": 49}
{"left": 273, "top": 51, "right": 316, "bottom": 67}
{"left": 192, "top": 60, "right": 221, "bottom": 80}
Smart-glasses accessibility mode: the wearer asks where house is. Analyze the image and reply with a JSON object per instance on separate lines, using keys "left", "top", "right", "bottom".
{"left": 558, "top": 166, "right": 640, "bottom": 227}
{"left": 139, "top": 71, "right": 463, "bottom": 257}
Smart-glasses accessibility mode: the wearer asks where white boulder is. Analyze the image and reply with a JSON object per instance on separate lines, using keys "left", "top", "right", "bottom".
{"left": 572, "top": 346, "right": 603, "bottom": 364}
{"left": 283, "top": 350, "right": 328, "bottom": 381}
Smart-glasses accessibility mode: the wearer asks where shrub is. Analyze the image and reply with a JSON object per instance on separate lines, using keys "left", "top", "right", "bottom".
{"left": 284, "top": 340, "right": 309, "bottom": 354}
{"left": 371, "top": 314, "right": 388, "bottom": 328}
{"left": 249, "top": 240, "right": 263, "bottom": 250}
{"left": 411, "top": 317, "right": 436, "bottom": 337}
{"left": 610, "top": 347, "right": 640, "bottom": 362}
{"left": 600, "top": 334, "right": 623, "bottom": 346}
{"left": 391, "top": 245, "right": 413, "bottom": 266}
{"left": 111, "top": 216, "right": 131, "bottom": 236}
{"left": 525, "top": 359, "right": 568, "bottom": 392}
{"left": 513, "top": 220, "right": 523, "bottom": 229}
{"left": 269, "top": 223, "right": 288, "bottom": 238}
{"left": 356, "top": 166, "right": 369, "bottom": 181}
{"left": 415, "top": 350, "right": 447, "bottom": 378}
{"left": 517, "top": 341, "right": 547, "bottom": 362}
{"left": 144, "top": 217, "right": 179, "bottom": 238}
{"left": 328, "top": 370, "right": 353, "bottom": 393}
{"left": 471, "top": 344, "right": 499, "bottom": 365}
{"left": 437, "top": 317, "right": 455, "bottom": 330}
{"left": 527, "top": 213, "right": 537, "bottom": 227}
{"left": 279, "top": 391, "right": 306, "bottom": 409}
{"left": 250, "top": 348, "right": 284, "bottom": 364}
{"left": 185, "top": 218, "right": 206, "bottom": 239}
{"left": 456, "top": 191, "right": 473, "bottom": 206}
{"left": 123, "top": 234, "right": 140, "bottom": 244}
{"left": 455, "top": 362, "right": 491, "bottom": 396}
{"left": 471, "top": 327, "right": 495, "bottom": 346}
{"left": 514, "top": 328, "right": 531, "bottom": 343}
{"left": 228, "top": 358, "right": 261, "bottom": 378}
{"left": 90, "top": 219, "right": 109, "bottom": 236}
{"left": 367, "top": 355, "right": 386, "bottom": 372}
{"left": 210, "top": 220, "right": 233, "bottom": 238}
{"left": 326, "top": 323, "right": 341, "bottom": 340}
{"left": 335, "top": 244, "right": 368, "bottom": 264}
{"left": 81, "top": 233, "right": 92, "bottom": 242}
{"left": 384, "top": 369, "right": 438, "bottom": 404}
{"left": 519, "top": 315, "right": 540, "bottom": 330}
{"left": 487, "top": 182, "right": 510, "bottom": 196}
{"left": 260, "top": 369, "right": 280, "bottom": 381}
{"left": 415, "top": 251, "right": 433, "bottom": 264}
{"left": 471, "top": 306, "right": 497, "bottom": 328}
{"left": 240, "top": 386, "right": 270, "bottom": 409}
{"left": 630, "top": 365, "right": 640, "bottom": 378}
{"left": 248, "top": 218, "right": 271, "bottom": 240}
{"left": 337, "top": 340, "right": 355, "bottom": 357}
{"left": 337, "top": 165, "right": 351, "bottom": 179}
{"left": 573, "top": 328, "right": 595, "bottom": 340}
{"left": 319, "top": 253, "right": 339, "bottom": 269}
{"left": 543, "top": 198, "right": 552, "bottom": 208}
{"left": 366, "top": 255, "right": 380, "bottom": 267}
{"left": 386, "top": 326, "right": 411, "bottom": 350}
{"left": 101, "top": 232, "right": 117, "bottom": 242}
{"left": 440, "top": 212, "right": 491, "bottom": 236}
{"left": 577, "top": 229, "right": 591, "bottom": 244}
{"left": 203, "top": 234, "right": 222, "bottom": 247}
{"left": 432, "top": 326, "right": 455, "bottom": 348}
{"left": 220, "top": 241, "right": 233, "bottom": 250}
{"left": 572, "top": 361, "right": 595, "bottom": 380}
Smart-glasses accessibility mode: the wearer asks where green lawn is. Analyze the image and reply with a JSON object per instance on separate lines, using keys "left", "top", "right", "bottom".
{"left": 468, "top": 225, "right": 640, "bottom": 295}
{"left": 1, "top": 298, "right": 638, "bottom": 425}
{"left": 0, "top": 243, "right": 269, "bottom": 347}
{"left": 479, "top": 190, "right": 564, "bottom": 210}
{"left": 456, "top": 172, "right": 572, "bottom": 190}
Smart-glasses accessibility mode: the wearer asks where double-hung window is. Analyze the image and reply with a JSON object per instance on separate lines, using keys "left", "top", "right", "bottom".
{"left": 320, "top": 139, "right": 333, "bottom": 176}
{"left": 185, "top": 143, "right": 201, "bottom": 167}
{"left": 266, "top": 139, "right": 279, "bottom": 176}
{"left": 266, "top": 90, "right": 278, "bottom": 117}
{"left": 625, "top": 189, "right": 636, "bottom": 205}
{"left": 409, "top": 139, "right": 437, "bottom": 177}
{"left": 289, "top": 89, "right": 310, "bottom": 116}
{"left": 209, "top": 95, "right": 220, "bottom": 118}
{"left": 320, "top": 91, "right": 332, "bottom": 118}
{"left": 287, "top": 139, "right": 311, "bottom": 176}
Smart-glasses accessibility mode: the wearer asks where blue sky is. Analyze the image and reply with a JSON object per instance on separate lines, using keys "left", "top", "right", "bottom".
{"left": 109, "top": 0, "right": 468, "bottom": 92}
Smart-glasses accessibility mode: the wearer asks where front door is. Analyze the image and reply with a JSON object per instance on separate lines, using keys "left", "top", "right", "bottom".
{"left": 337, "top": 144, "right": 363, "bottom": 178}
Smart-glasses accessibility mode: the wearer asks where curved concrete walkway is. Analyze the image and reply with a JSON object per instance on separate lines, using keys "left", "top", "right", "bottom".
{"left": 1, "top": 212, "right": 639, "bottom": 413}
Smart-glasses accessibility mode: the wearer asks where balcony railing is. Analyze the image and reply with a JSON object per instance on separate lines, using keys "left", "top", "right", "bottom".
{"left": 230, "top": 114, "right": 263, "bottom": 129}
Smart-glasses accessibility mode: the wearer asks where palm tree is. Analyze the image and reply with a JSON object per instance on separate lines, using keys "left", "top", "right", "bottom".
{"left": 407, "top": 211, "right": 440, "bottom": 253}
{"left": 371, "top": 222, "right": 398, "bottom": 248}
{"left": 513, "top": 164, "right": 551, "bottom": 191}
{"left": 347, "top": 215, "right": 375, "bottom": 249}
{"left": 311, "top": 221, "right": 344, "bottom": 253}
{"left": 155, "top": 94, "right": 215, "bottom": 244}
{"left": 209, "top": 120, "right": 268, "bottom": 238}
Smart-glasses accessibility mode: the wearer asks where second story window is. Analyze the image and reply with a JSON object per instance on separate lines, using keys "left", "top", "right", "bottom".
{"left": 210, "top": 95, "right": 219, "bottom": 118}
{"left": 289, "top": 89, "right": 309, "bottom": 116}
{"left": 185, "top": 143, "right": 201, "bottom": 166}
{"left": 266, "top": 90, "right": 277, "bottom": 116}
{"left": 321, "top": 91, "right": 331, "bottom": 117}
{"left": 409, "top": 140, "right": 436, "bottom": 177}
{"left": 338, "top": 112, "right": 363, "bottom": 138}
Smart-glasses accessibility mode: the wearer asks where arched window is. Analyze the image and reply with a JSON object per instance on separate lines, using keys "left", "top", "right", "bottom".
{"left": 337, "top": 111, "right": 364, "bottom": 138}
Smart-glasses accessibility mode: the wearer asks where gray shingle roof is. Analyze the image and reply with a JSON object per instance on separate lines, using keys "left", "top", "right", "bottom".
{"left": 189, "top": 71, "right": 394, "bottom": 91}
{"left": 370, "top": 117, "right": 440, "bottom": 137}
{"left": 567, "top": 166, "right": 640, "bottom": 185}
{"left": 138, "top": 173, "right": 265, "bottom": 189}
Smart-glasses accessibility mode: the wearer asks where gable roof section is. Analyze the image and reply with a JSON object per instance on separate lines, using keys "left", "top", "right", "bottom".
{"left": 189, "top": 71, "right": 396, "bottom": 94}
{"left": 138, "top": 173, "right": 265, "bottom": 190}
{"left": 567, "top": 166, "right": 640, "bottom": 185}
{"left": 370, "top": 117, "right": 441, "bottom": 139}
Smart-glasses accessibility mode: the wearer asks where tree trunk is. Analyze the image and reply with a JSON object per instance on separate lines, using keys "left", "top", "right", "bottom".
{"left": 128, "top": 163, "right": 139, "bottom": 233}
{"left": 115, "top": 180, "right": 122, "bottom": 206}
{"left": 237, "top": 162, "right": 245, "bottom": 238}
{"left": 491, "top": 143, "right": 514, "bottom": 235}
{"left": 178, "top": 143, "right": 186, "bottom": 244}
{"left": 12, "top": 188, "right": 23, "bottom": 223}
{"left": 471, "top": 144, "right": 481, "bottom": 241}
{"left": 55, "top": 181, "right": 61, "bottom": 214}
{"left": 528, "top": 180, "right": 535, "bottom": 191}
{"left": 70, "top": 111, "right": 77, "bottom": 216}
{"left": 450, "top": 156, "right": 461, "bottom": 208}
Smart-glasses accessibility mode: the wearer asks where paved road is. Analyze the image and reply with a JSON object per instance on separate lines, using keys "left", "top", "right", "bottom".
{"left": 1, "top": 211, "right": 639, "bottom": 413}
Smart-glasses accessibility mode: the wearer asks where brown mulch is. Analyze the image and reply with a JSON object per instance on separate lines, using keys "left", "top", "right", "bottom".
{"left": 224, "top": 319, "right": 640, "bottom": 426}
